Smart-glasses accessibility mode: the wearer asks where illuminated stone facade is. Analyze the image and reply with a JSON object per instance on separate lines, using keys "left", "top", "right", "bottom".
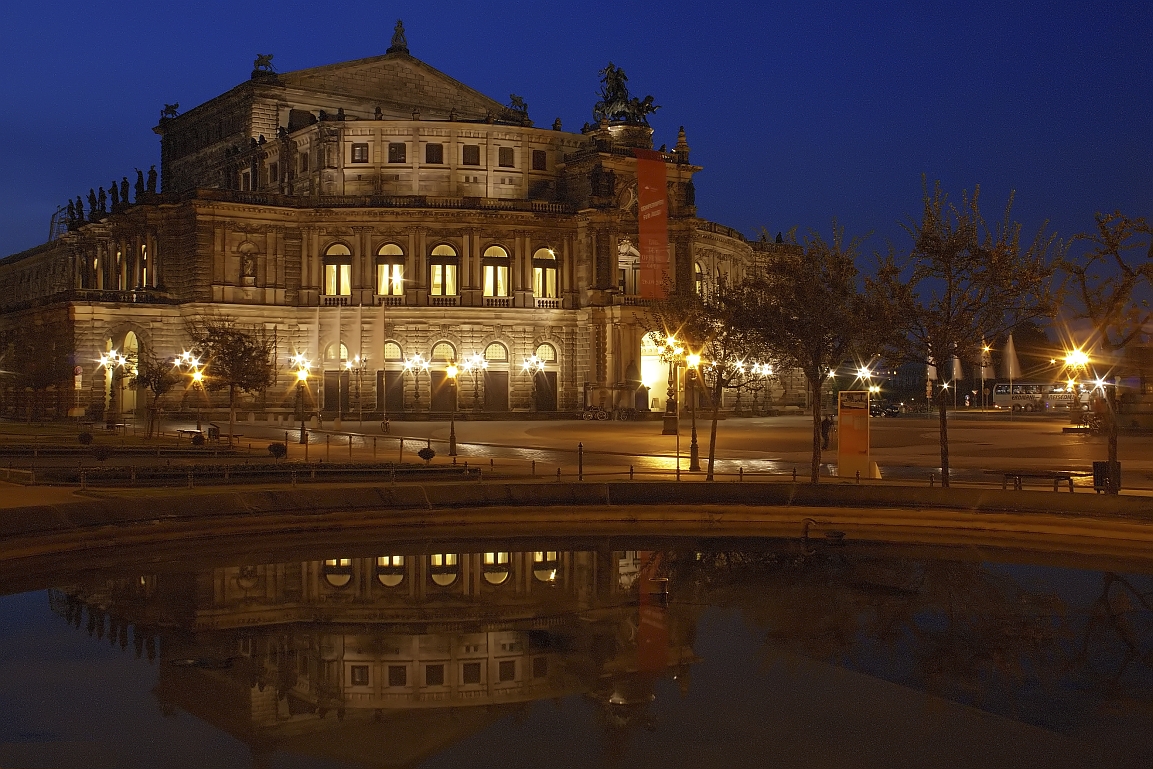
{"left": 0, "top": 36, "right": 805, "bottom": 421}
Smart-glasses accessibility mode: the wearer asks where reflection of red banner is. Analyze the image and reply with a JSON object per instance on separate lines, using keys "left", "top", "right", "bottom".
{"left": 637, "top": 551, "right": 669, "bottom": 673}
{"left": 634, "top": 149, "right": 669, "bottom": 299}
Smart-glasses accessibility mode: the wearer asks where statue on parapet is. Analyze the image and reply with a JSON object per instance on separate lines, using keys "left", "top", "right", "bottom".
{"left": 109, "top": 182, "right": 120, "bottom": 208}
{"left": 97, "top": 187, "right": 107, "bottom": 214}
{"left": 503, "top": 94, "right": 531, "bottom": 126}
{"left": 252, "top": 53, "right": 275, "bottom": 79}
{"left": 66, "top": 200, "right": 76, "bottom": 228}
{"left": 388, "top": 20, "right": 409, "bottom": 54}
{"left": 120, "top": 177, "right": 130, "bottom": 205}
{"left": 147, "top": 166, "right": 157, "bottom": 194}
{"left": 135, "top": 169, "right": 145, "bottom": 199}
{"left": 592, "top": 62, "right": 659, "bottom": 126}
{"left": 160, "top": 103, "right": 179, "bottom": 120}
{"left": 76, "top": 196, "right": 85, "bottom": 224}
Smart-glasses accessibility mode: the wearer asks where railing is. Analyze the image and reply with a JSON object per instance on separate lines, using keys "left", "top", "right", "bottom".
{"left": 617, "top": 295, "right": 655, "bottom": 306}
{"left": 696, "top": 220, "right": 749, "bottom": 242}
{"left": 430, "top": 296, "right": 459, "bottom": 307}
{"left": 70, "top": 288, "right": 178, "bottom": 305}
{"left": 483, "top": 297, "right": 512, "bottom": 308}
{"left": 197, "top": 189, "right": 576, "bottom": 215}
{"left": 321, "top": 296, "right": 350, "bottom": 307}
{"left": 376, "top": 295, "right": 404, "bottom": 307}
{"left": 534, "top": 297, "right": 561, "bottom": 309}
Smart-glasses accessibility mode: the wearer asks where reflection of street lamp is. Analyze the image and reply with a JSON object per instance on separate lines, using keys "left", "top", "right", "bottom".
{"left": 522, "top": 355, "right": 545, "bottom": 410}
{"left": 345, "top": 354, "right": 367, "bottom": 425}
{"left": 446, "top": 360, "right": 459, "bottom": 456}
{"left": 291, "top": 353, "right": 312, "bottom": 444}
{"left": 461, "top": 352, "right": 487, "bottom": 411}
{"left": 403, "top": 353, "right": 429, "bottom": 412}
{"left": 97, "top": 349, "right": 128, "bottom": 428}
{"left": 686, "top": 353, "right": 701, "bottom": 472}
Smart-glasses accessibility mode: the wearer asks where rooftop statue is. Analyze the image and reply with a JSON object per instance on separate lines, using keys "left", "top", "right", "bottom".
{"left": 160, "top": 103, "right": 179, "bottom": 120}
{"left": 388, "top": 20, "right": 409, "bottom": 54}
{"left": 592, "top": 62, "right": 660, "bottom": 126}
{"left": 251, "top": 53, "right": 275, "bottom": 79}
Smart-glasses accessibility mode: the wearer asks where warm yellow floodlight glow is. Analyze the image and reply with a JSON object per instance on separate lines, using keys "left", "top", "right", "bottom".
{"left": 686, "top": 353, "right": 701, "bottom": 368}
{"left": 296, "top": 368, "right": 308, "bottom": 382}
{"left": 858, "top": 367, "right": 871, "bottom": 379}
{"left": 191, "top": 370, "right": 204, "bottom": 383}
{"left": 446, "top": 363, "right": 458, "bottom": 379}
{"left": 1065, "top": 348, "right": 1089, "bottom": 368}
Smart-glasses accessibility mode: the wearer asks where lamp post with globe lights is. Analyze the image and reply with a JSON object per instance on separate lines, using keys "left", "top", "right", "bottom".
{"left": 97, "top": 349, "right": 129, "bottom": 429}
{"left": 446, "top": 360, "right": 459, "bottom": 456}
{"left": 462, "top": 352, "right": 487, "bottom": 411}
{"left": 345, "top": 354, "right": 368, "bottom": 426}
{"left": 403, "top": 353, "right": 430, "bottom": 412}
{"left": 686, "top": 352, "right": 701, "bottom": 471}
{"left": 290, "top": 354, "right": 313, "bottom": 444}
{"left": 522, "top": 355, "right": 545, "bottom": 410}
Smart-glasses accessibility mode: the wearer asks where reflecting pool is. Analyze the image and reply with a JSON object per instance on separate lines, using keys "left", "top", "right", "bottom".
{"left": 1, "top": 531, "right": 1152, "bottom": 768}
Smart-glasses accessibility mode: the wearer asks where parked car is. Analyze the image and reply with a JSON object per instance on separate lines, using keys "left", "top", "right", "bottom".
{"left": 870, "top": 402, "right": 901, "bottom": 417}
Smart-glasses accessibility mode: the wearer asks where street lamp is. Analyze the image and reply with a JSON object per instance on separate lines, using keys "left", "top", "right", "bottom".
{"left": 446, "top": 360, "right": 459, "bottom": 456}
{"left": 345, "top": 354, "right": 367, "bottom": 426}
{"left": 461, "top": 352, "right": 488, "bottom": 411}
{"left": 191, "top": 368, "right": 205, "bottom": 431}
{"left": 97, "top": 349, "right": 128, "bottom": 428}
{"left": 661, "top": 337, "right": 684, "bottom": 436}
{"left": 522, "top": 355, "right": 545, "bottom": 410}
{"left": 686, "top": 352, "right": 701, "bottom": 471}
{"left": 403, "top": 353, "right": 429, "bottom": 412}
{"left": 290, "top": 353, "right": 312, "bottom": 444}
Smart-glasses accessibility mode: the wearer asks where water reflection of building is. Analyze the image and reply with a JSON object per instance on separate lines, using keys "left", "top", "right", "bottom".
{"left": 51, "top": 547, "right": 697, "bottom": 766}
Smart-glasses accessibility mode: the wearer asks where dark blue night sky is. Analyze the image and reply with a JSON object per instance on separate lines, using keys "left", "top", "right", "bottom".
{"left": 1, "top": 0, "right": 1149, "bottom": 257}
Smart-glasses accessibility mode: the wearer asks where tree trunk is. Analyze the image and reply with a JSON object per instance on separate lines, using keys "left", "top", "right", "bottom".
{"left": 228, "top": 383, "right": 236, "bottom": 443}
{"left": 937, "top": 390, "right": 951, "bottom": 487}
{"left": 1107, "top": 379, "right": 1120, "bottom": 494}
{"left": 809, "top": 372, "right": 823, "bottom": 484}
{"left": 706, "top": 379, "right": 722, "bottom": 481}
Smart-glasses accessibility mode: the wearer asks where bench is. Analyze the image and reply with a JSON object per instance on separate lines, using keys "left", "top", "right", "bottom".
{"left": 994, "top": 470, "right": 1091, "bottom": 492}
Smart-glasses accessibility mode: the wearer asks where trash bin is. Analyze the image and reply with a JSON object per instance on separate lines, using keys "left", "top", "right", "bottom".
{"left": 1093, "top": 460, "right": 1121, "bottom": 492}
{"left": 207, "top": 425, "right": 221, "bottom": 442}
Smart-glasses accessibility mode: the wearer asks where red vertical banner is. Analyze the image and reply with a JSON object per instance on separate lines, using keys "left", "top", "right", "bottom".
{"left": 634, "top": 149, "right": 669, "bottom": 298}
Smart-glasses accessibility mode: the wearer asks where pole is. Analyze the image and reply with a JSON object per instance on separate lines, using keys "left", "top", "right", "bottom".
{"left": 577, "top": 442, "right": 583, "bottom": 481}
{"left": 689, "top": 368, "right": 700, "bottom": 471}
{"left": 297, "top": 382, "right": 307, "bottom": 444}
{"left": 448, "top": 378, "right": 457, "bottom": 456}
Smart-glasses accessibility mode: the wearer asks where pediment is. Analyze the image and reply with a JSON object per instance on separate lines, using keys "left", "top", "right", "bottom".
{"left": 280, "top": 53, "right": 505, "bottom": 119}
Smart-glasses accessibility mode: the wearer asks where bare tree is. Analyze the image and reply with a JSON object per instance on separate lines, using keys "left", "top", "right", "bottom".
{"left": 742, "top": 225, "right": 883, "bottom": 483}
{"left": 186, "top": 313, "right": 276, "bottom": 443}
{"left": 128, "top": 347, "right": 181, "bottom": 438}
{"left": 872, "top": 181, "right": 1059, "bottom": 486}
{"left": 1059, "top": 212, "right": 1153, "bottom": 486}
{"left": 647, "top": 281, "right": 764, "bottom": 480}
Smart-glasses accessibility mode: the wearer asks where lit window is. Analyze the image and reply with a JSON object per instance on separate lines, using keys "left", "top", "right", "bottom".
{"left": 431, "top": 342, "right": 456, "bottom": 362}
{"left": 425, "top": 143, "right": 444, "bottom": 164}
{"left": 498, "top": 147, "right": 514, "bottom": 168}
{"left": 532, "top": 149, "right": 547, "bottom": 171}
{"left": 535, "top": 344, "right": 556, "bottom": 363}
{"left": 533, "top": 551, "right": 559, "bottom": 583}
{"left": 482, "top": 246, "right": 509, "bottom": 297}
{"left": 388, "top": 143, "right": 406, "bottom": 164}
{"left": 533, "top": 248, "right": 558, "bottom": 298}
{"left": 376, "top": 243, "right": 404, "bottom": 296}
{"left": 430, "top": 553, "right": 458, "bottom": 586}
{"left": 323, "top": 244, "right": 352, "bottom": 296}
{"left": 484, "top": 343, "right": 508, "bottom": 362}
{"left": 383, "top": 342, "right": 403, "bottom": 361}
{"left": 351, "top": 143, "right": 369, "bottom": 163}
{"left": 323, "top": 557, "right": 353, "bottom": 588}
{"left": 376, "top": 554, "right": 405, "bottom": 587}
{"left": 429, "top": 245, "right": 458, "bottom": 296}
{"left": 694, "top": 263, "right": 704, "bottom": 296}
{"left": 483, "top": 552, "right": 510, "bottom": 585}
{"left": 462, "top": 145, "right": 481, "bottom": 166}
{"left": 350, "top": 665, "right": 369, "bottom": 686}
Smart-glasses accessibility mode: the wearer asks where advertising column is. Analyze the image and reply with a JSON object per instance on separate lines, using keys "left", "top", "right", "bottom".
{"left": 838, "top": 390, "right": 872, "bottom": 479}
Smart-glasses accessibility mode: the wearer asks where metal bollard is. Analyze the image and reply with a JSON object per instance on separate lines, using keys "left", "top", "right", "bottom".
{"left": 855, "top": 470, "right": 860, "bottom": 485}
{"left": 630, "top": 465, "right": 634, "bottom": 480}
{"left": 291, "top": 471, "right": 297, "bottom": 487}
{"left": 929, "top": 473, "right": 935, "bottom": 487}
{"left": 398, "top": 438, "right": 403, "bottom": 463}
{"left": 578, "top": 442, "right": 584, "bottom": 481}
{"left": 739, "top": 467, "right": 743, "bottom": 483}
{"left": 130, "top": 465, "right": 136, "bottom": 486}
{"left": 285, "top": 431, "right": 289, "bottom": 458}
{"left": 326, "top": 434, "right": 331, "bottom": 462}
{"left": 556, "top": 468, "right": 561, "bottom": 482}
{"left": 80, "top": 470, "right": 87, "bottom": 490}
{"left": 490, "top": 458, "right": 494, "bottom": 470}
{"left": 532, "top": 460, "right": 536, "bottom": 476}
{"left": 349, "top": 434, "right": 353, "bottom": 459}
{"left": 373, "top": 437, "right": 377, "bottom": 459}
{"left": 187, "top": 470, "right": 193, "bottom": 489}
{"left": 792, "top": 467, "right": 797, "bottom": 482}
{"left": 224, "top": 466, "right": 230, "bottom": 482}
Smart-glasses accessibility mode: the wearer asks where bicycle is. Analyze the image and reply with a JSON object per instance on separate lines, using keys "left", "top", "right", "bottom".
{"left": 582, "top": 406, "right": 608, "bottom": 421}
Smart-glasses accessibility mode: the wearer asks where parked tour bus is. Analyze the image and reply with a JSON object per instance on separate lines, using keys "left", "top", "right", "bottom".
{"left": 991, "top": 382, "right": 1089, "bottom": 412}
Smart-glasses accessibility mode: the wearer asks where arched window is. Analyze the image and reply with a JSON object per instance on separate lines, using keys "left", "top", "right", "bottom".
{"left": 535, "top": 343, "right": 556, "bottom": 363}
{"left": 482, "top": 245, "right": 510, "bottom": 298}
{"left": 431, "top": 342, "right": 456, "bottom": 362}
{"left": 376, "top": 555, "right": 405, "bottom": 587}
{"left": 376, "top": 243, "right": 404, "bottom": 296}
{"left": 694, "top": 262, "right": 704, "bottom": 296}
{"left": 482, "top": 552, "right": 510, "bottom": 585}
{"left": 383, "top": 342, "right": 403, "bottom": 361}
{"left": 484, "top": 343, "right": 508, "bottom": 363}
{"left": 324, "top": 343, "right": 349, "bottom": 364}
{"left": 324, "top": 244, "right": 352, "bottom": 296}
{"left": 429, "top": 244, "right": 458, "bottom": 296}
{"left": 429, "top": 553, "right": 458, "bottom": 587}
{"left": 323, "top": 557, "right": 353, "bottom": 588}
{"left": 532, "top": 248, "right": 558, "bottom": 299}
{"left": 533, "top": 551, "right": 559, "bottom": 583}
